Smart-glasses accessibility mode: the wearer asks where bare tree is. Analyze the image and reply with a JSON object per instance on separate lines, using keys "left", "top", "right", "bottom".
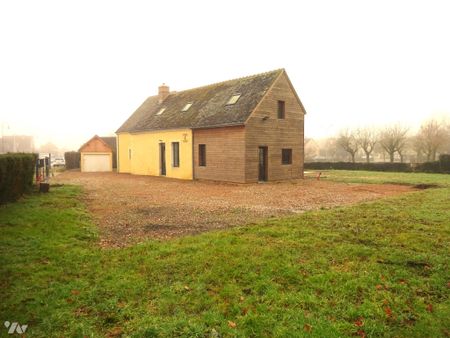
{"left": 356, "top": 128, "right": 378, "bottom": 163}
{"left": 411, "top": 135, "right": 425, "bottom": 162}
{"left": 304, "top": 138, "right": 319, "bottom": 161}
{"left": 379, "top": 125, "right": 409, "bottom": 163}
{"left": 445, "top": 122, "right": 450, "bottom": 153}
{"left": 396, "top": 136, "right": 409, "bottom": 163}
{"left": 316, "top": 137, "right": 347, "bottom": 161}
{"left": 337, "top": 130, "right": 359, "bottom": 163}
{"left": 415, "top": 119, "right": 448, "bottom": 161}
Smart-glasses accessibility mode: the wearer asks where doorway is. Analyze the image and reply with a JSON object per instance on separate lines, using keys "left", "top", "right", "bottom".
{"left": 258, "top": 146, "right": 268, "bottom": 182}
{"left": 160, "top": 143, "right": 166, "bottom": 176}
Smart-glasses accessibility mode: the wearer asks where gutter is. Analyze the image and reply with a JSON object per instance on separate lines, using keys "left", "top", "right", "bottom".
{"left": 119, "top": 122, "right": 245, "bottom": 134}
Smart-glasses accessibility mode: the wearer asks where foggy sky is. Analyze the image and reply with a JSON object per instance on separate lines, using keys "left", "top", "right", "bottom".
{"left": 1, "top": 0, "right": 449, "bottom": 150}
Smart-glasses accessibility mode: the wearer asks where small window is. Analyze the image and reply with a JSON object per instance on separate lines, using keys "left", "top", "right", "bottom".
{"left": 172, "top": 142, "right": 180, "bottom": 167}
{"left": 128, "top": 148, "right": 132, "bottom": 159}
{"left": 181, "top": 102, "right": 193, "bottom": 112}
{"left": 199, "top": 144, "right": 206, "bottom": 166}
{"left": 282, "top": 149, "right": 292, "bottom": 165}
{"left": 277, "top": 100, "right": 285, "bottom": 119}
{"left": 226, "top": 94, "right": 241, "bottom": 105}
{"left": 156, "top": 108, "right": 166, "bottom": 115}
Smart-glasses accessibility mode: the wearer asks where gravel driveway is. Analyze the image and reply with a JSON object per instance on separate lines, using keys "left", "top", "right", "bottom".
{"left": 53, "top": 171, "right": 414, "bottom": 247}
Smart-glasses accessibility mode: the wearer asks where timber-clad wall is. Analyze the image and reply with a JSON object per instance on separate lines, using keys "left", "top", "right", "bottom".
{"left": 193, "top": 126, "right": 246, "bottom": 183}
{"left": 245, "top": 72, "right": 305, "bottom": 182}
{"left": 192, "top": 72, "right": 305, "bottom": 183}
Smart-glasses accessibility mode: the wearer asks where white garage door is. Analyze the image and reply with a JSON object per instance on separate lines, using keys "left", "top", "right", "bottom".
{"left": 83, "top": 154, "right": 111, "bottom": 172}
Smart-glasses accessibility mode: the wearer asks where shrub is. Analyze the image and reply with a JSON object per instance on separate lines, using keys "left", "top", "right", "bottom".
{"left": 304, "top": 162, "right": 412, "bottom": 172}
{"left": 414, "top": 161, "right": 441, "bottom": 173}
{"left": 439, "top": 154, "right": 450, "bottom": 172}
{"left": 305, "top": 160, "right": 450, "bottom": 174}
{"left": 64, "top": 151, "right": 80, "bottom": 169}
{"left": 0, "top": 153, "right": 37, "bottom": 203}
{"left": 413, "top": 155, "right": 450, "bottom": 174}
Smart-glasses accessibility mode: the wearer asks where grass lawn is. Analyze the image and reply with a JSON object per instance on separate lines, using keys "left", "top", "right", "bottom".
{"left": 316, "top": 169, "right": 450, "bottom": 187}
{"left": 1, "top": 172, "right": 449, "bottom": 337}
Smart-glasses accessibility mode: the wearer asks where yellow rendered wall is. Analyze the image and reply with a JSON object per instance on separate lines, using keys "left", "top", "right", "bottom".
{"left": 117, "top": 129, "right": 193, "bottom": 180}
{"left": 117, "top": 133, "right": 132, "bottom": 173}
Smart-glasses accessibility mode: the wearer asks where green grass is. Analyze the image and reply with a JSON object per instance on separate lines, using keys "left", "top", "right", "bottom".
{"left": 1, "top": 172, "right": 449, "bottom": 337}
{"left": 317, "top": 169, "right": 450, "bottom": 187}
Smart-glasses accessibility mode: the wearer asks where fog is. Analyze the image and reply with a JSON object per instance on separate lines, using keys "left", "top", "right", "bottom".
{"left": 1, "top": 0, "right": 449, "bottom": 151}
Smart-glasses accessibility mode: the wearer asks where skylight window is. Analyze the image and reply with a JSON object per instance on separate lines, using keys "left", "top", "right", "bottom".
{"left": 226, "top": 94, "right": 241, "bottom": 105}
{"left": 156, "top": 108, "right": 166, "bottom": 115}
{"left": 181, "top": 102, "right": 193, "bottom": 112}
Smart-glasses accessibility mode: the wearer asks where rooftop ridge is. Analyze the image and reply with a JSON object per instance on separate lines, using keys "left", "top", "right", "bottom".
{"left": 166, "top": 68, "right": 284, "bottom": 97}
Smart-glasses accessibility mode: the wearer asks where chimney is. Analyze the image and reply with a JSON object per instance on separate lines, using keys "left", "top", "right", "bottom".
{"left": 158, "top": 83, "right": 169, "bottom": 103}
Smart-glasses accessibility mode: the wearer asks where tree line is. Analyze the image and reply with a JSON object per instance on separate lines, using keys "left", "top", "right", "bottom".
{"left": 306, "top": 118, "right": 450, "bottom": 163}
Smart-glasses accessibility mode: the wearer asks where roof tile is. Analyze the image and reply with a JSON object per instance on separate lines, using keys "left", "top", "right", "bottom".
{"left": 117, "top": 69, "right": 283, "bottom": 133}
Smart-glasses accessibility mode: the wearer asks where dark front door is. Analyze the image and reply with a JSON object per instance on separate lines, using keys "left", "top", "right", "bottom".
{"left": 258, "top": 146, "right": 268, "bottom": 181}
{"left": 160, "top": 143, "right": 166, "bottom": 176}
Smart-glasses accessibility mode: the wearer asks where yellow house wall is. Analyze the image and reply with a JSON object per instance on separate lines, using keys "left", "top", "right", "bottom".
{"left": 117, "top": 129, "right": 193, "bottom": 180}
{"left": 117, "top": 133, "right": 132, "bottom": 173}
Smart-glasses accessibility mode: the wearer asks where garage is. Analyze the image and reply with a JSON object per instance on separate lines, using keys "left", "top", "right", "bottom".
{"left": 79, "top": 135, "right": 116, "bottom": 172}
{"left": 82, "top": 154, "right": 111, "bottom": 172}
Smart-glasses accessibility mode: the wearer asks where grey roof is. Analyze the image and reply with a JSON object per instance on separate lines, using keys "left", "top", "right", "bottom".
{"left": 116, "top": 69, "right": 284, "bottom": 133}
{"left": 100, "top": 137, "right": 117, "bottom": 152}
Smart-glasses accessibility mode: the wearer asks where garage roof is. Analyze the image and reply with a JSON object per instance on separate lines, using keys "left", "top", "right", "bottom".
{"left": 79, "top": 135, "right": 116, "bottom": 152}
{"left": 99, "top": 137, "right": 117, "bottom": 152}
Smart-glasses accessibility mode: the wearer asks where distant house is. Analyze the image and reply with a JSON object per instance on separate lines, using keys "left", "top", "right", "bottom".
{"left": 0, "top": 135, "right": 34, "bottom": 153}
{"left": 79, "top": 135, "right": 117, "bottom": 172}
{"left": 116, "top": 69, "right": 306, "bottom": 183}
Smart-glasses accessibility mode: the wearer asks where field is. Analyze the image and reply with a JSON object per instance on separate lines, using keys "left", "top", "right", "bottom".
{"left": 0, "top": 171, "right": 449, "bottom": 337}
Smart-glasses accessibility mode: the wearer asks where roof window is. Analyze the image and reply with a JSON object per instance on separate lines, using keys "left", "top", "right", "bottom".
{"left": 181, "top": 102, "right": 193, "bottom": 112}
{"left": 156, "top": 108, "right": 166, "bottom": 115}
{"left": 226, "top": 94, "right": 241, "bottom": 105}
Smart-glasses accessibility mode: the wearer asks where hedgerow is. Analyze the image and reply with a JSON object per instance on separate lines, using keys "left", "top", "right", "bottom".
{"left": 305, "top": 155, "right": 450, "bottom": 173}
{"left": 64, "top": 151, "right": 80, "bottom": 169}
{"left": 0, "top": 153, "right": 36, "bottom": 203}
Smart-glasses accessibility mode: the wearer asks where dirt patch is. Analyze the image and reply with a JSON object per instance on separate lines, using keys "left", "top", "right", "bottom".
{"left": 53, "top": 172, "right": 415, "bottom": 247}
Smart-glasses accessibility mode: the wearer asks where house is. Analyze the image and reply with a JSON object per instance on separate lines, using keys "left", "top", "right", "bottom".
{"left": 0, "top": 135, "right": 34, "bottom": 153}
{"left": 79, "top": 135, "right": 117, "bottom": 172}
{"left": 116, "top": 69, "right": 306, "bottom": 183}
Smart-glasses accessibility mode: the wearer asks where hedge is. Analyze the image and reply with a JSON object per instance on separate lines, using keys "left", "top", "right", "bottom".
{"left": 414, "top": 154, "right": 450, "bottom": 173}
{"left": 304, "top": 162, "right": 412, "bottom": 172}
{"left": 304, "top": 156, "right": 450, "bottom": 174}
{"left": 0, "top": 153, "right": 37, "bottom": 204}
{"left": 439, "top": 154, "right": 450, "bottom": 172}
{"left": 64, "top": 151, "right": 80, "bottom": 169}
{"left": 414, "top": 161, "right": 441, "bottom": 173}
